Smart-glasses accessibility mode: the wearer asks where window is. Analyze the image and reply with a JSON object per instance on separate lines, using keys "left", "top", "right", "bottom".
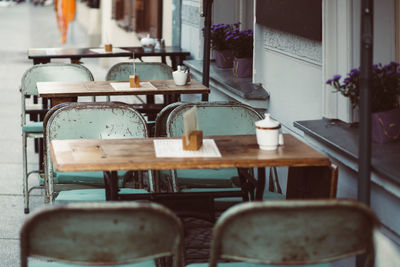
{"left": 112, "top": 0, "right": 162, "bottom": 39}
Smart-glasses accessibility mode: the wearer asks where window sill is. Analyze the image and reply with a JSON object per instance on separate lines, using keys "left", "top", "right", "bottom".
{"left": 294, "top": 119, "right": 400, "bottom": 196}
{"left": 183, "top": 60, "right": 269, "bottom": 110}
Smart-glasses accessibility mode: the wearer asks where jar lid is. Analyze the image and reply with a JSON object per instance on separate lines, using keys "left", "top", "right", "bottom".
{"left": 255, "top": 113, "right": 281, "bottom": 129}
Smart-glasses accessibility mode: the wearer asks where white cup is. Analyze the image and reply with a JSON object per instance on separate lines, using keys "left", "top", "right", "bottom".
{"left": 255, "top": 113, "right": 284, "bottom": 150}
{"left": 172, "top": 71, "right": 188, "bottom": 86}
{"left": 256, "top": 128, "right": 284, "bottom": 150}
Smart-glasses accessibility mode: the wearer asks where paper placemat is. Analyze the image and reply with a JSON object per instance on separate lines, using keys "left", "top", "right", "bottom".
{"left": 89, "top": 48, "right": 128, "bottom": 54}
{"left": 110, "top": 82, "right": 157, "bottom": 91}
{"left": 44, "top": 48, "right": 63, "bottom": 55}
{"left": 154, "top": 139, "right": 222, "bottom": 158}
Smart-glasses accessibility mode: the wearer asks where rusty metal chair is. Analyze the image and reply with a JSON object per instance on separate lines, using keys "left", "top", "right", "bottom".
{"left": 21, "top": 63, "right": 94, "bottom": 213}
{"left": 165, "top": 102, "right": 284, "bottom": 209}
{"left": 43, "top": 102, "right": 152, "bottom": 203}
{"left": 20, "top": 202, "right": 184, "bottom": 267}
{"left": 188, "top": 199, "right": 379, "bottom": 267}
{"left": 105, "top": 61, "right": 173, "bottom": 103}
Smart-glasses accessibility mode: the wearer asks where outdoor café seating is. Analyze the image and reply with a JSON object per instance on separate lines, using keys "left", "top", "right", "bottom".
{"left": 164, "top": 102, "right": 284, "bottom": 204}
{"left": 43, "top": 102, "right": 151, "bottom": 203}
{"left": 20, "top": 202, "right": 184, "bottom": 267}
{"left": 21, "top": 63, "right": 94, "bottom": 213}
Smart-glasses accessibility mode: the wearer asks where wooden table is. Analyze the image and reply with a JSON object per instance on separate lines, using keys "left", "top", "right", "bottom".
{"left": 50, "top": 134, "right": 336, "bottom": 203}
{"left": 37, "top": 79, "right": 210, "bottom": 108}
{"left": 28, "top": 46, "right": 190, "bottom": 70}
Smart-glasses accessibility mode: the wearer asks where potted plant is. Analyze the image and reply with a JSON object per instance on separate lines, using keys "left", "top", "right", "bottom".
{"left": 326, "top": 61, "right": 400, "bottom": 143}
{"left": 225, "top": 22, "right": 254, "bottom": 78}
{"left": 204, "top": 23, "right": 234, "bottom": 68}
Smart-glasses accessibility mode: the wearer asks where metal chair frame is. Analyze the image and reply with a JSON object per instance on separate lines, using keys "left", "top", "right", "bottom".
{"left": 21, "top": 63, "right": 94, "bottom": 213}
{"left": 165, "top": 101, "right": 281, "bottom": 196}
{"left": 105, "top": 61, "right": 173, "bottom": 103}
{"left": 43, "top": 102, "right": 151, "bottom": 203}
{"left": 208, "top": 200, "right": 378, "bottom": 267}
{"left": 20, "top": 202, "right": 184, "bottom": 267}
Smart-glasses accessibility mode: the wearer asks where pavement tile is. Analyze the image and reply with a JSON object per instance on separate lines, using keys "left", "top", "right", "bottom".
{"left": 0, "top": 195, "right": 47, "bottom": 239}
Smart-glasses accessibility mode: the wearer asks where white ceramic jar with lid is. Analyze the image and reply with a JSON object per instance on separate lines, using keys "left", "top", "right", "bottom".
{"left": 255, "top": 113, "right": 283, "bottom": 150}
{"left": 140, "top": 34, "right": 156, "bottom": 51}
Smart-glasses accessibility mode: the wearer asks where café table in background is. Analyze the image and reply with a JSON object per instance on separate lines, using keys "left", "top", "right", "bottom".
{"left": 28, "top": 46, "right": 191, "bottom": 70}
{"left": 37, "top": 79, "right": 209, "bottom": 120}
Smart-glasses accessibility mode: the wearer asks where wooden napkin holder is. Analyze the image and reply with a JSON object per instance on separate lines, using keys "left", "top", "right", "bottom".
{"left": 129, "top": 75, "right": 140, "bottom": 88}
{"left": 104, "top": 44, "right": 113, "bottom": 52}
{"left": 182, "top": 130, "right": 203, "bottom": 150}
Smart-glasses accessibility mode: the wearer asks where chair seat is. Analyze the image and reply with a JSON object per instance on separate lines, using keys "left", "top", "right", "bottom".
{"left": 55, "top": 188, "right": 149, "bottom": 203}
{"left": 28, "top": 259, "right": 156, "bottom": 267}
{"left": 187, "top": 261, "right": 331, "bottom": 267}
{"left": 54, "top": 171, "right": 127, "bottom": 186}
{"left": 22, "top": 121, "right": 43, "bottom": 133}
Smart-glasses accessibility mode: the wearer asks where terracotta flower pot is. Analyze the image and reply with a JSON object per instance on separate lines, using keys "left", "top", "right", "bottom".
{"left": 371, "top": 108, "right": 400, "bottom": 143}
{"left": 214, "top": 49, "right": 234, "bottom": 68}
{"left": 233, "top": 57, "right": 252, "bottom": 78}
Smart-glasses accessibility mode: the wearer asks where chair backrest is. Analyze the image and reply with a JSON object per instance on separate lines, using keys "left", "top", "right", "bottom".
{"left": 105, "top": 62, "right": 173, "bottom": 81}
{"left": 209, "top": 200, "right": 379, "bottom": 267}
{"left": 43, "top": 102, "right": 149, "bottom": 199}
{"left": 21, "top": 63, "right": 94, "bottom": 96}
{"left": 45, "top": 102, "right": 148, "bottom": 140}
{"left": 166, "top": 102, "right": 263, "bottom": 137}
{"left": 154, "top": 102, "right": 185, "bottom": 137}
{"left": 20, "top": 202, "right": 184, "bottom": 267}
{"left": 20, "top": 64, "right": 94, "bottom": 127}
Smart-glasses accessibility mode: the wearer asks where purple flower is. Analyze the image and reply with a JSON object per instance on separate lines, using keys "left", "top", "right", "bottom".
{"left": 350, "top": 68, "right": 360, "bottom": 75}
{"left": 333, "top": 74, "right": 341, "bottom": 81}
{"left": 344, "top": 78, "right": 351, "bottom": 84}
{"left": 326, "top": 79, "right": 333, "bottom": 84}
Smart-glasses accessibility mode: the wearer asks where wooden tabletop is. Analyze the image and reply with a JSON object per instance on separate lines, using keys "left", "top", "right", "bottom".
{"left": 50, "top": 134, "right": 331, "bottom": 172}
{"left": 37, "top": 79, "right": 209, "bottom": 98}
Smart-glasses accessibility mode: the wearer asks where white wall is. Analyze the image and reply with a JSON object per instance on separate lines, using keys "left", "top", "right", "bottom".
{"left": 253, "top": 24, "right": 323, "bottom": 134}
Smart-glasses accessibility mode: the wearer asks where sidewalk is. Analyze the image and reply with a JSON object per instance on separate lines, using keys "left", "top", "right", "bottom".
{"left": 0, "top": 3, "right": 108, "bottom": 265}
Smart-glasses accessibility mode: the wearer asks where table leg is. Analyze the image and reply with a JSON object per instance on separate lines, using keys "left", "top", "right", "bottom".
{"left": 255, "top": 167, "right": 266, "bottom": 200}
{"left": 50, "top": 97, "right": 78, "bottom": 108}
{"left": 104, "top": 171, "right": 119, "bottom": 200}
{"left": 171, "top": 56, "right": 178, "bottom": 70}
{"left": 238, "top": 168, "right": 258, "bottom": 201}
{"left": 286, "top": 165, "right": 338, "bottom": 199}
{"left": 33, "top": 58, "right": 51, "bottom": 65}
{"left": 146, "top": 95, "right": 156, "bottom": 121}
{"left": 70, "top": 58, "right": 82, "bottom": 64}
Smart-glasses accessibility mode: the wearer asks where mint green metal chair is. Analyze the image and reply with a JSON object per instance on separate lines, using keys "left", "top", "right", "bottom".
{"left": 105, "top": 62, "right": 173, "bottom": 103}
{"left": 21, "top": 63, "right": 94, "bottom": 213}
{"left": 165, "top": 102, "right": 284, "bottom": 210}
{"left": 44, "top": 102, "right": 151, "bottom": 203}
{"left": 188, "top": 200, "right": 378, "bottom": 267}
{"left": 20, "top": 202, "right": 184, "bottom": 267}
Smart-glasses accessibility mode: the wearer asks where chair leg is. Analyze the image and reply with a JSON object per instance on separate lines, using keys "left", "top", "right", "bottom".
{"left": 22, "top": 133, "right": 29, "bottom": 214}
